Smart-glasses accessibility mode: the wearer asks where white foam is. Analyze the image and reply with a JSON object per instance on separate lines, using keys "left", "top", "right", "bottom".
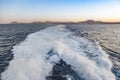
{"left": 2, "top": 25, "right": 115, "bottom": 80}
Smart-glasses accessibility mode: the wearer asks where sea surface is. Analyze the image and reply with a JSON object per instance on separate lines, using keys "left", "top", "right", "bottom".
{"left": 0, "top": 24, "right": 120, "bottom": 80}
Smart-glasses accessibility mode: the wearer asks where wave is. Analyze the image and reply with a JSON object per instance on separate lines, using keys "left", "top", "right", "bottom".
{"left": 2, "top": 25, "right": 115, "bottom": 80}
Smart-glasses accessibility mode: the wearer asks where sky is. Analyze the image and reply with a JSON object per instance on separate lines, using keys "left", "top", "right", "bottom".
{"left": 0, "top": 0, "right": 120, "bottom": 23}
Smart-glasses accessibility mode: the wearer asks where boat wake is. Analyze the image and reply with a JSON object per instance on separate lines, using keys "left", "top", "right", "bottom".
{"left": 2, "top": 25, "right": 115, "bottom": 80}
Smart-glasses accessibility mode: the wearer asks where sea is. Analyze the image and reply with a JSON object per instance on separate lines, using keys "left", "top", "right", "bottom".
{"left": 0, "top": 24, "right": 120, "bottom": 80}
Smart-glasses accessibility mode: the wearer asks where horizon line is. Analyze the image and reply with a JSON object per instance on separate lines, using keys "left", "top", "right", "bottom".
{"left": 1, "top": 19, "right": 120, "bottom": 24}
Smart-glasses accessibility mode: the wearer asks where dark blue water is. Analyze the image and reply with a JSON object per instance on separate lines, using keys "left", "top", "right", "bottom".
{"left": 0, "top": 24, "right": 120, "bottom": 80}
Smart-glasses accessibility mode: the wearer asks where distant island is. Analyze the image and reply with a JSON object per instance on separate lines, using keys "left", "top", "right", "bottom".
{"left": 79, "top": 20, "right": 120, "bottom": 24}
{"left": 78, "top": 20, "right": 103, "bottom": 24}
{"left": 10, "top": 20, "right": 120, "bottom": 24}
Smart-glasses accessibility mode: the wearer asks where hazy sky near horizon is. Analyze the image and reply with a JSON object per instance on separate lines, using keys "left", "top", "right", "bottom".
{"left": 1, "top": 0, "right": 120, "bottom": 23}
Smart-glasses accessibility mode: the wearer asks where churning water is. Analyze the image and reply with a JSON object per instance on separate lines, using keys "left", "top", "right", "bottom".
{"left": 0, "top": 24, "right": 120, "bottom": 80}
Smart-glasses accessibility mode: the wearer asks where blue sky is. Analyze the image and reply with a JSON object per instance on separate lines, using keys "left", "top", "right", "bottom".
{"left": 0, "top": 0, "right": 120, "bottom": 23}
